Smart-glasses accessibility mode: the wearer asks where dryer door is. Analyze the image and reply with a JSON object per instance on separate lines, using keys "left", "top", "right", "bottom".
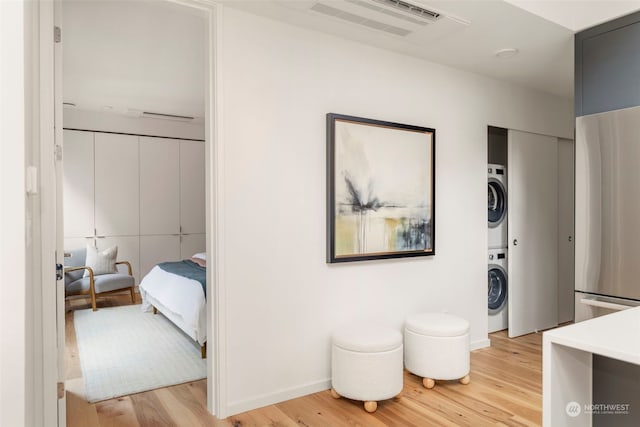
{"left": 488, "top": 265, "right": 508, "bottom": 312}
{"left": 488, "top": 178, "right": 507, "bottom": 227}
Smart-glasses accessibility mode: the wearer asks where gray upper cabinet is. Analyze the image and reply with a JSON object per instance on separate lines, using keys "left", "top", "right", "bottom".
{"left": 576, "top": 11, "right": 640, "bottom": 116}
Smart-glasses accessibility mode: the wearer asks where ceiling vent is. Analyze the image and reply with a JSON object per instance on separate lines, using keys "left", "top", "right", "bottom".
{"left": 124, "top": 109, "right": 194, "bottom": 121}
{"left": 369, "top": 0, "right": 440, "bottom": 22}
{"left": 281, "top": 0, "right": 470, "bottom": 42}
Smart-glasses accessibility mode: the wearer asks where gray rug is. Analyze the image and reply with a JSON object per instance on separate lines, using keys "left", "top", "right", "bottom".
{"left": 74, "top": 304, "right": 206, "bottom": 402}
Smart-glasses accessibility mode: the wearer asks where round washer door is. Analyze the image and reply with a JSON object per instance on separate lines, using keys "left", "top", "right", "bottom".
{"left": 488, "top": 265, "right": 507, "bottom": 312}
{"left": 488, "top": 178, "right": 507, "bottom": 227}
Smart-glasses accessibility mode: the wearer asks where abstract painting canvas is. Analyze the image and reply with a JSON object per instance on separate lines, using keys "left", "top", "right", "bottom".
{"left": 327, "top": 113, "right": 435, "bottom": 263}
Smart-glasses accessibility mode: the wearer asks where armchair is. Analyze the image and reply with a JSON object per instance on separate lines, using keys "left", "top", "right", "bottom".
{"left": 64, "top": 247, "right": 135, "bottom": 311}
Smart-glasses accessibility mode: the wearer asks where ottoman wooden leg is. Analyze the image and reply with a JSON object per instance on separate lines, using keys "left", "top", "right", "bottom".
{"left": 364, "top": 401, "right": 377, "bottom": 413}
{"left": 422, "top": 378, "right": 435, "bottom": 389}
{"left": 459, "top": 374, "right": 471, "bottom": 385}
{"left": 330, "top": 388, "right": 341, "bottom": 399}
{"left": 394, "top": 391, "right": 403, "bottom": 401}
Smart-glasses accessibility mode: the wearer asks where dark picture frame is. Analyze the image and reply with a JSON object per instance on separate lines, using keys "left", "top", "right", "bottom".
{"left": 327, "top": 113, "right": 436, "bottom": 263}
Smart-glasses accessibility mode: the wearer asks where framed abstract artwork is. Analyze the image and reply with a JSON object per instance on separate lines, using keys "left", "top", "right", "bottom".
{"left": 326, "top": 113, "right": 435, "bottom": 263}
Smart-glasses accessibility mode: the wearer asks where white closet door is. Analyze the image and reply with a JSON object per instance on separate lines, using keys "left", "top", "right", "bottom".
{"left": 97, "top": 236, "right": 140, "bottom": 285}
{"left": 139, "top": 235, "right": 181, "bottom": 279}
{"left": 180, "top": 141, "right": 205, "bottom": 234}
{"left": 63, "top": 237, "right": 95, "bottom": 254}
{"left": 140, "top": 137, "right": 180, "bottom": 235}
{"left": 94, "top": 133, "right": 140, "bottom": 237}
{"left": 508, "top": 130, "right": 559, "bottom": 337}
{"left": 63, "top": 130, "right": 94, "bottom": 238}
{"left": 181, "top": 233, "right": 206, "bottom": 260}
{"left": 558, "top": 138, "right": 575, "bottom": 323}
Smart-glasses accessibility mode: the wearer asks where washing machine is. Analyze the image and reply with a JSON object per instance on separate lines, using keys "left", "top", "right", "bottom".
{"left": 488, "top": 163, "right": 507, "bottom": 249}
{"left": 488, "top": 248, "right": 508, "bottom": 333}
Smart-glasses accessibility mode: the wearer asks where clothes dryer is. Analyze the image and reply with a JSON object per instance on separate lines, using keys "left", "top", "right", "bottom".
{"left": 488, "top": 248, "right": 508, "bottom": 333}
{"left": 488, "top": 164, "right": 507, "bottom": 249}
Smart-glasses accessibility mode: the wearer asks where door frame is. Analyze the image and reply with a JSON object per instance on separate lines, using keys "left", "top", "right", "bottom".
{"left": 39, "top": 0, "right": 228, "bottom": 422}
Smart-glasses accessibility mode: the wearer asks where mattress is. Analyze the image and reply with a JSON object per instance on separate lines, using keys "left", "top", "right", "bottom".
{"left": 139, "top": 264, "right": 207, "bottom": 345}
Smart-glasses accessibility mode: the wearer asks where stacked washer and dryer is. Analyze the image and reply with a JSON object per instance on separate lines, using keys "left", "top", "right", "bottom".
{"left": 488, "top": 164, "right": 508, "bottom": 333}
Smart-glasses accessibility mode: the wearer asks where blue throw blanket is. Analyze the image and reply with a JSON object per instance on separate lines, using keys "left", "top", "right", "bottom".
{"left": 157, "top": 260, "right": 206, "bottom": 297}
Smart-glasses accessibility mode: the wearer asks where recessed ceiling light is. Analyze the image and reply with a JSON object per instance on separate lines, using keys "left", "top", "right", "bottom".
{"left": 494, "top": 48, "right": 519, "bottom": 59}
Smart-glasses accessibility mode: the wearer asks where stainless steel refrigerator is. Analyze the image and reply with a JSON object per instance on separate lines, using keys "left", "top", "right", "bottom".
{"left": 575, "top": 106, "right": 640, "bottom": 321}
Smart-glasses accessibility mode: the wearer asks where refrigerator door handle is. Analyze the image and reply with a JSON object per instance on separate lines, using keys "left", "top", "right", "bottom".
{"left": 580, "top": 297, "right": 637, "bottom": 312}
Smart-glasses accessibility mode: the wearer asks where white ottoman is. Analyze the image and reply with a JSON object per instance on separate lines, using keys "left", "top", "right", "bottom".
{"left": 331, "top": 325, "right": 403, "bottom": 413}
{"left": 404, "top": 313, "right": 470, "bottom": 389}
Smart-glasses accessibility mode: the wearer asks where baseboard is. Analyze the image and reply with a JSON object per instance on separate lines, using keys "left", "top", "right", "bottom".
{"left": 471, "top": 338, "right": 490, "bottom": 351}
{"left": 226, "top": 338, "right": 491, "bottom": 416}
{"left": 226, "top": 378, "right": 332, "bottom": 417}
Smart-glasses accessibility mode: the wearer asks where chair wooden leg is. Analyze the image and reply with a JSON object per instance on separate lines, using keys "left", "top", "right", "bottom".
{"left": 130, "top": 286, "right": 135, "bottom": 304}
{"left": 153, "top": 306, "right": 157, "bottom": 315}
{"left": 201, "top": 343, "right": 207, "bottom": 359}
{"left": 91, "top": 294, "right": 97, "bottom": 311}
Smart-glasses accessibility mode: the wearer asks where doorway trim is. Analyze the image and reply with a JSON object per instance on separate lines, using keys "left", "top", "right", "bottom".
{"left": 39, "top": 0, "right": 227, "bottom": 422}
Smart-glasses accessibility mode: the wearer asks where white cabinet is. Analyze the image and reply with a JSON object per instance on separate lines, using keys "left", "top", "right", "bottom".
{"left": 140, "top": 235, "right": 181, "bottom": 279}
{"left": 63, "top": 130, "right": 94, "bottom": 238}
{"left": 94, "top": 133, "right": 139, "bottom": 237}
{"left": 140, "top": 137, "right": 180, "bottom": 235}
{"left": 180, "top": 141, "right": 206, "bottom": 234}
{"left": 181, "top": 233, "right": 206, "bottom": 260}
{"left": 63, "top": 130, "right": 206, "bottom": 285}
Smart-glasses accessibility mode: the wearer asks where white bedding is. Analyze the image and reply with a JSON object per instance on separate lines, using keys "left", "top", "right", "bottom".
{"left": 139, "top": 265, "right": 207, "bottom": 345}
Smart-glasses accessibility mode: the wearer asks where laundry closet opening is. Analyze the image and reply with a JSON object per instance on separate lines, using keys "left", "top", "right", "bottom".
{"left": 486, "top": 125, "right": 575, "bottom": 338}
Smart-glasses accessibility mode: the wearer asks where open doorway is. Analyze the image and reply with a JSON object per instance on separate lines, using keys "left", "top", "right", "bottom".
{"left": 58, "top": 0, "right": 215, "bottom": 422}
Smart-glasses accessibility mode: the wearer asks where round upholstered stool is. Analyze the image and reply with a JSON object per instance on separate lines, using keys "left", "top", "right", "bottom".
{"left": 404, "top": 312, "right": 470, "bottom": 389}
{"left": 331, "top": 325, "right": 403, "bottom": 413}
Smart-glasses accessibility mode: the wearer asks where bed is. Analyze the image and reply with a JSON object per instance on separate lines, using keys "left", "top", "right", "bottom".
{"left": 139, "top": 253, "right": 207, "bottom": 357}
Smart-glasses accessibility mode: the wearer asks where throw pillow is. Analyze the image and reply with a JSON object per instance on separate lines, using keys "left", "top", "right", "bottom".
{"left": 83, "top": 245, "right": 118, "bottom": 277}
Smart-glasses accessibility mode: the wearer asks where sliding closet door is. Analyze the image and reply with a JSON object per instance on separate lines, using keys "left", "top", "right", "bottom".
{"left": 508, "top": 130, "right": 559, "bottom": 337}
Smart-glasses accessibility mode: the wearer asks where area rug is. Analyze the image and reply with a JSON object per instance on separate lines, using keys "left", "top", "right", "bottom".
{"left": 74, "top": 304, "right": 206, "bottom": 403}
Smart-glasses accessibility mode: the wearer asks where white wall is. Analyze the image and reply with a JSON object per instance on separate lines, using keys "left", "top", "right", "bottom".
{"left": 217, "top": 7, "right": 573, "bottom": 415}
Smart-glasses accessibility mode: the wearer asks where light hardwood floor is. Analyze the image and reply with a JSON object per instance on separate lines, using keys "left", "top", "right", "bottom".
{"left": 67, "top": 296, "right": 543, "bottom": 426}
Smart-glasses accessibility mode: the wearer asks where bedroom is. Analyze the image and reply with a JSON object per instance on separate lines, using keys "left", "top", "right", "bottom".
{"left": 59, "top": 0, "right": 211, "bottom": 410}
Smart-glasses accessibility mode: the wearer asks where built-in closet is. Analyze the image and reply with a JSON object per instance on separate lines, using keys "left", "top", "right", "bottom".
{"left": 487, "top": 126, "right": 574, "bottom": 337}
{"left": 63, "top": 129, "right": 205, "bottom": 284}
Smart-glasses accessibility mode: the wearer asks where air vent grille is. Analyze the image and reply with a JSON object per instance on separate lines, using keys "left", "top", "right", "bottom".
{"left": 311, "top": 2, "right": 412, "bottom": 36}
{"left": 371, "top": 0, "right": 441, "bottom": 21}
{"left": 346, "top": 0, "right": 429, "bottom": 26}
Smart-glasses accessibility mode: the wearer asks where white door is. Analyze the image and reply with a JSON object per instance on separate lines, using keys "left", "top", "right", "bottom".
{"left": 557, "top": 138, "right": 575, "bottom": 324}
{"left": 180, "top": 141, "right": 205, "bottom": 234}
{"left": 508, "top": 130, "right": 559, "bottom": 337}
{"left": 63, "top": 130, "right": 94, "bottom": 238}
{"left": 140, "top": 137, "right": 180, "bottom": 235}
{"left": 94, "top": 133, "right": 139, "bottom": 237}
{"left": 53, "top": 0, "right": 66, "bottom": 424}
{"left": 181, "top": 233, "right": 206, "bottom": 260}
{"left": 140, "top": 235, "right": 181, "bottom": 278}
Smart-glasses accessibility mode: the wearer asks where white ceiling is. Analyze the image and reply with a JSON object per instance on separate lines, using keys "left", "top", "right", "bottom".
{"left": 63, "top": 0, "right": 206, "bottom": 118}
{"left": 63, "top": 0, "right": 640, "bottom": 118}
